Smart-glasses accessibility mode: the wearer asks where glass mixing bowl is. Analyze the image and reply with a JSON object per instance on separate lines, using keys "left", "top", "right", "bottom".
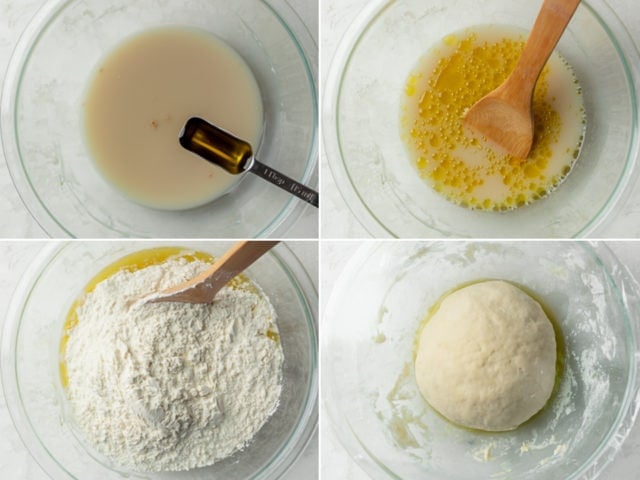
{"left": 1, "top": 241, "right": 317, "bottom": 479}
{"left": 1, "top": 0, "right": 317, "bottom": 238}
{"left": 322, "top": 241, "right": 640, "bottom": 479}
{"left": 323, "top": 0, "right": 640, "bottom": 238}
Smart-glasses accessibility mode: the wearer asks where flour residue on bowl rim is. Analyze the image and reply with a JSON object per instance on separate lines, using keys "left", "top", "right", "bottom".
{"left": 368, "top": 242, "right": 623, "bottom": 477}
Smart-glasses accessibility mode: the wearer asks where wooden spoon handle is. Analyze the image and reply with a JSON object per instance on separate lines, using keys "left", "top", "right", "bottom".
{"left": 152, "top": 240, "right": 279, "bottom": 303}
{"left": 503, "top": 0, "right": 581, "bottom": 105}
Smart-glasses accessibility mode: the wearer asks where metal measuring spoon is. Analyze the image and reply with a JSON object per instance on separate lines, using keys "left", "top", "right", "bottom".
{"left": 179, "top": 117, "right": 319, "bottom": 207}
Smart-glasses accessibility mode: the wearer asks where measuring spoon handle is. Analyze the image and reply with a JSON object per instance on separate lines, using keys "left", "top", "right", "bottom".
{"left": 249, "top": 159, "right": 319, "bottom": 208}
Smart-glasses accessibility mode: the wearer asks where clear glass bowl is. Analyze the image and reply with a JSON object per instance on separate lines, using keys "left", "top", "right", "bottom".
{"left": 323, "top": 0, "right": 640, "bottom": 238}
{"left": 1, "top": 0, "right": 317, "bottom": 238}
{"left": 322, "top": 241, "right": 640, "bottom": 479}
{"left": 1, "top": 241, "right": 318, "bottom": 479}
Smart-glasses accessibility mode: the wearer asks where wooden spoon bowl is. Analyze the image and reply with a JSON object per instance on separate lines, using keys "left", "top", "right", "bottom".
{"left": 464, "top": 0, "right": 581, "bottom": 159}
{"left": 148, "top": 240, "right": 279, "bottom": 304}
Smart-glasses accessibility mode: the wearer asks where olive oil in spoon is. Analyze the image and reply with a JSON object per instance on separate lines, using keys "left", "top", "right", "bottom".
{"left": 180, "top": 117, "right": 319, "bottom": 207}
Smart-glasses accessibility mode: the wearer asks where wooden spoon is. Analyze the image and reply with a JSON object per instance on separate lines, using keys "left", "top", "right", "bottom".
{"left": 148, "top": 241, "right": 279, "bottom": 304}
{"left": 463, "top": 0, "right": 581, "bottom": 159}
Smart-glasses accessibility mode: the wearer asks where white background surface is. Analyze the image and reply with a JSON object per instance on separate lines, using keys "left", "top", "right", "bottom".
{"left": 321, "top": 240, "right": 640, "bottom": 479}
{"left": 0, "top": 0, "right": 318, "bottom": 239}
{"left": 0, "top": 240, "right": 318, "bottom": 479}
{"left": 4, "top": 0, "right": 640, "bottom": 479}
{"left": 320, "top": 0, "right": 640, "bottom": 239}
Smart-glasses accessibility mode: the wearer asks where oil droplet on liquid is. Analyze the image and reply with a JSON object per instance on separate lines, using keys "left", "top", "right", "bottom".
{"left": 400, "top": 25, "right": 585, "bottom": 211}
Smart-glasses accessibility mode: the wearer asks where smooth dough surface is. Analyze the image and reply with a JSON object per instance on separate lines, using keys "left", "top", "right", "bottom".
{"left": 415, "top": 280, "right": 556, "bottom": 432}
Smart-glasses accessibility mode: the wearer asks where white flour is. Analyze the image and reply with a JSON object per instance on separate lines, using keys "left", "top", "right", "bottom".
{"left": 64, "top": 257, "right": 284, "bottom": 472}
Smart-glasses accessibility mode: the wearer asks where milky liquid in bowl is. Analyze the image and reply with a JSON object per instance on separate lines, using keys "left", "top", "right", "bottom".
{"left": 84, "top": 27, "right": 263, "bottom": 210}
{"left": 1, "top": 0, "right": 317, "bottom": 238}
{"left": 323, "top": 0, "right": 640, "bottom": 238}
{"left": 401, "top": 25, "right": 585, "bottom": 211}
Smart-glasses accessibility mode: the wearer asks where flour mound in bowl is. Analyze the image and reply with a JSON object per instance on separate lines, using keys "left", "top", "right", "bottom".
{"left": 64, "top": 258, "right": 283, "bottom": 472}
{"left": 415, "top": 280, "right": 556, "bottom": 432}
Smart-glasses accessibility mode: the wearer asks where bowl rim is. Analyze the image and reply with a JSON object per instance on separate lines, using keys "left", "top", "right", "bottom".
{"left": 0, "top": 0, "right": 318, "bottom": 239}
{"left": 322, "top": 0, "right": 640, "bottom": 238}
{"left": 1, "top": 241, "right": 318, "bottom": 480}
{"left": 321, "top": 240, "right": 640, "bottom": 480}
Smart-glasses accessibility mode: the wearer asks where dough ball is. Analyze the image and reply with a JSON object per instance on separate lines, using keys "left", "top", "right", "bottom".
{"left": 415, "top": 280, "right": 556, "bottom": 432}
